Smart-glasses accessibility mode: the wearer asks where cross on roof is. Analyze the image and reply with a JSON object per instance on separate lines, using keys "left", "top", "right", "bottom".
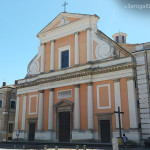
{"left": 62, "top": 1, "right": 68, "bottom": 12}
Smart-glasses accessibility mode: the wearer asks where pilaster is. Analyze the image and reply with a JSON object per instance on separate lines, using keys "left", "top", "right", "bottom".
{"left": 87, "top": 82, "right": 94, "bottom": 130}
{"left": 74, "top": 84, "right": 80, "bottom": 130}
{"left": 21, "top": 94, "right": 27, "bottom": 131}
{"left": 48, "top": 89, "right": 54, "bottom": 130}
{"left": 14, "top": 95, "right": 20, "bottom": 130}
{"left": 74, "top": 32, "right": 79, "bottom": 65}
{"left": 50, "top": 40, "right": 55, "bottom": 71}
{"left": 127, "top": 77, "right": 138, "bottom": 129}
{"left": 38, "top": 90, "right": 44, "bottom": 130}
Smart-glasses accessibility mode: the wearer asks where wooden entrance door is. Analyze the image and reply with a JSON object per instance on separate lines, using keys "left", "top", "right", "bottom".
{"left": 59, "top": 111, "right": 70, "bottom": 142}
{"left": 29, "top": 123, "right": 35, "bottom": 141}
{"left": 100, "top": 120, "right": 110, "bottom": 143}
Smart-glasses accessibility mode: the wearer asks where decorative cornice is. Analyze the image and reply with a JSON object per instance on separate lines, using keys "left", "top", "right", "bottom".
{"left": 17, "top": 62, "right": 134, "bottom": 89}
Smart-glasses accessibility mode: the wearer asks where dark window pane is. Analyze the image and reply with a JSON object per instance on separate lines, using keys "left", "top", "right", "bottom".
{"left": 116, "top": 36, "right": 119, "bottom": 43}
{"left": 61, "top": 50, "right": 69, "bottom": 69}
{"left": 0, "top": 101, "right": 2, "bottom": 108}
{"left": 9, "top": 123, "right": 13, "bottom": 133}
{"left": 11, "top": 101, "right": 16, "bottom": 109}
{"left": 122, "top": 36, "right": 124, "bottom": 43}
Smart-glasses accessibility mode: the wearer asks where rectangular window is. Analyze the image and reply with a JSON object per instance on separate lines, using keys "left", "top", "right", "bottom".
{"left": 8, "top": 123, "right": 13, "bottom": 133}
{"left": 10, "top": 100, "right": 16, "bottom": 109}
{"left": 0, "top": 100, "right": 2, "bottom": 108}
{"left": 61, "top": 50, "right": 69, "bottom": 69}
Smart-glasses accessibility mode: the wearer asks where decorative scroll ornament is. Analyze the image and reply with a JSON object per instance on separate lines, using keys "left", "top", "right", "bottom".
{"left": 91, "top": 24, "right": 114, "bottom": 60}
{"left": 27, "top": 46, "right": 41, "bottom": 75}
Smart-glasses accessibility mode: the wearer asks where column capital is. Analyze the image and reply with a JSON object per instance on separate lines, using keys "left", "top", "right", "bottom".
{"left": 41, "top": 43, "right": 46, "bottom": 46}
{"left": 49, "top": 88, "right": 54, "bottom": 92}
{"left": 86, "top": 28, "right": 91, "bottom": 31}
{"left": 17, "top": 94, "right": 20, "bottom": 98}
{"left": 87, "top": 82, "right": 93, "bottom": 86}
{"left": 127, "top": 76, "right": 134, "bottom": 81}
{"left": 74, "top": 84, "right": 80, "bottom": 88}
{"left": 113, "top": 78, "right": 121, "bottom": 83}
{"left": 39, "top": 90, "right": 44, "bottom": 93}
{"left": 23, "top": 93, "right": 27, "bottom": 96}
{"left": 74, "top": 32, "right": 79, "bottom": 36}
{"left": 50, "top": 40, "right": 55, "bottom": 43}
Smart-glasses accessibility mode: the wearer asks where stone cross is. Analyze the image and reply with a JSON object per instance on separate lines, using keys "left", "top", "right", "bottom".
{"left": 62, "top": 1, "right": 68, "bottom": 12}
{"left": 114, "top": 106, "right": 124, "bottom": 137}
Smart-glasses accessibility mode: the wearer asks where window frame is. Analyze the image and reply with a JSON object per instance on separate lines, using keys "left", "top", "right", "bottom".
{"left": 58, "top": 45, "right": 71, "bottom": 69}
{"left": 10, "top": 99, "right": 16, "bottom": 109}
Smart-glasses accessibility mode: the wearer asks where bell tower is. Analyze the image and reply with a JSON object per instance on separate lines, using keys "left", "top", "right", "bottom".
{"left": 112, "top": 32, "right": 127, "bottom": 44}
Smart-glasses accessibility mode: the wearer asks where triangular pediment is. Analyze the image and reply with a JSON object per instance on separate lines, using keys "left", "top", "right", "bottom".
{"left": 37, "top": 12, "right": 91, "bottom": 36}
{"left": 55, "top": 99, "right": 74, "bottom": 108}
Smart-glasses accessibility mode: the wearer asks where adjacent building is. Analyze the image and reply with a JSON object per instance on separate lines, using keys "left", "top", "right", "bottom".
{"left": 0, "top": 82, "right": 16, "bottom": 141}
{"left": 112, "top": 32, "right": 150, "bottom": 142}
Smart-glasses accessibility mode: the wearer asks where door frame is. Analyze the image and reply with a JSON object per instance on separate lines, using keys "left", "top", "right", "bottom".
{"left": 27, "top": 118, "right": 37, "bottom": 141}
{"left": 55, "top": 99, "right": 73, "bottom": 142}
{"left": 96, "top": 113, "right": 113, "bottom": 143}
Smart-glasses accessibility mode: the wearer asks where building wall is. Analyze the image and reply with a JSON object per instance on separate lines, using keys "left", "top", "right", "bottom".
{"left": 17, "top": 78, "right": 132, "bottom": 139}
{"left": 0, "top": 87, "right": 16, "bottom": 141}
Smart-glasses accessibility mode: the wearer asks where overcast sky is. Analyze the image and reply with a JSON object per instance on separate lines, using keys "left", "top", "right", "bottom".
{"left": 0, "top": 0, "right": 150, "bottom": 85}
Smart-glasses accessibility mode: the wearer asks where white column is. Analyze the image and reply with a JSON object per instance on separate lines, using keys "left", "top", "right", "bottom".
{"left": 114, "top": 79, "right": 123, "bottom": 129}
{"left": 127, "top": 77, "right": 138, "bottom": 128}
{"left": 74, "top": 32, "right": 79, "bottom": 65}
{"left": 41, "top": 43, "right": 45, "bottom": 72}
{"left": 74, "top": 85, "right": 80, "bottom": 130}
{"left": 48, "top": 89, "right": 54, "bottom": 130}
{"left": 14, "top": 95, "right": 20, "bottom": 130}
{"left": 21, "top": 94, "right": 27, "bottom": 131}
{"left": 87, "top": 82, "right": 94, "bottom": 130}
{"left": 50, "top": 40, "right": 55, "bottom": 71}
{"left": 87, "top": 28, "right": 91, "bottom": 62}
{"left": 38, "top": 91, "right": 44, "bottom": 130}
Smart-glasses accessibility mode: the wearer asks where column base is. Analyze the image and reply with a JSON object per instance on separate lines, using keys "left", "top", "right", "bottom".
{"left": 72, "top": 129, "right": 94, "bottom": 142}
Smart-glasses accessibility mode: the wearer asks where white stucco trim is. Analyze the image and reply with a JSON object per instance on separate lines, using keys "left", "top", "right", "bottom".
{"left": 29, "top": 95, "right": 38, "bottom": 115}
{"left": 97, "top": 84, "right": 111, "bottom": 109}
{"left": 58, "top": 45, "right": 71, "bottom": 69}
{"left": 18, "top": 57, "right": 132, "bottom": 85}
{"left": 17, "top": 68, "right": 134, "bottom": 95}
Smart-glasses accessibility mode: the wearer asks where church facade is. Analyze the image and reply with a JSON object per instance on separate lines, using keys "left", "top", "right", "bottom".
{"left": 13, "top": 13, "right": 140, "bottom": 143}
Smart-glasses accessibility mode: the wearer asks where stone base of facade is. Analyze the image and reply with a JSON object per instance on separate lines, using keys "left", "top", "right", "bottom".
{"left": 12, "top": 131, "right": 27, "bottom": 141}
{"left": 72, "top": 130, "right": 94, "bottom": 142}
{"left": 12, "top": 129, "right": 140, "bottom": 143}
{"left": 113, "top": 129, "right": 140, "bottom": 143}
{"left": 35, "top": 130, "right": 56, "bottom": 142}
